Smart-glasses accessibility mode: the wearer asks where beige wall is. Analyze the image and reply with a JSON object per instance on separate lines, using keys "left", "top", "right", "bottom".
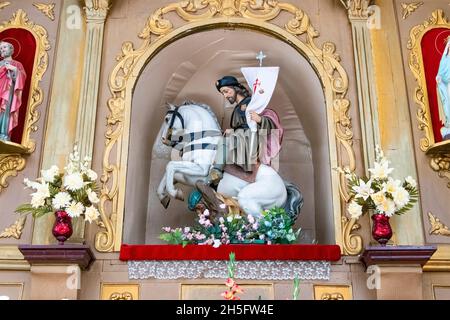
{"left": 393, "top": 0, "right": 450, "bottom": 245}
{"left": 0, "top": 1, "right": 61, "bottom": 245}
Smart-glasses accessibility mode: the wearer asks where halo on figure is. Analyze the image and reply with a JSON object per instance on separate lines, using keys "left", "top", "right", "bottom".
{"left": 0, "top": 38, "right": 22, "bottom": 59}
{"left": 434, "top": 30, "right": 450, "bottom": 56}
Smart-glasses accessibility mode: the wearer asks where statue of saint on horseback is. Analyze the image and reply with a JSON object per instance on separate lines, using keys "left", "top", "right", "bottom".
{"left": 158, "top": 56, "right": 303, "bottom": 221}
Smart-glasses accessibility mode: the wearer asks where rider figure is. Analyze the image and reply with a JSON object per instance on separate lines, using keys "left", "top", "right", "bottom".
{"left": 194, "top": 75, "right": 284, "bottom": 214}
{"left": 209, "top": 75, "right": 284, "bottom": 184}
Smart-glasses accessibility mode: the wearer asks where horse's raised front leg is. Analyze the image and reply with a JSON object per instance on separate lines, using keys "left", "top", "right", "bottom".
{"left": 157, "top": 173, "right": 170, "bottom": 208}
{"left": 166, "top": 161, "right": 210, "bottom": 201}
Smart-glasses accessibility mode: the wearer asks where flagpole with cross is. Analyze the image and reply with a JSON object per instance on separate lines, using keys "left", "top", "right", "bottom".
{"left": 248, "top": 51, "right": 267, "bottom": 163}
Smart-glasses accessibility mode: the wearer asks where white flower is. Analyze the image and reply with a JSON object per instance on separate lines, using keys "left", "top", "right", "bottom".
{"left": 383, "top": 178, "right": 401, "bottom": 195}
{"left": 87, "top": 189, "right": 99, "bottom": 204}
{"left": 24, "top": 178, "right": 40, "bottom": 190}
{"left": 86, "top": 169, "right": 98, "bottom": 181}
{"left": 348, "top": 201, "right": 363, "bottom": 219}
{"left": 30, "top": 183, "right": 51, "bottom": 208}
{"left": 227, "top": 216, "right": 233, "bottom": 223}
{"left": 219, "top": 217, "right": 225, "bottom": 224}
{"left": 84, "top": 206, "right": 100, "bottom": 223}
{"left": 247, "top": 215, "right": 255, "bottom": 224}
{"left": 371, "top": 191, "right": 386, "bottom": 206}
{"left": 213, "top": 239, "right": 221, "bottom": 248}
{"left": 369, "top": 159, "right": 394, "bottom": 180}
{"left": 352, "top": 179, "right": 374, "bottom": 201}
{"left": 392, "top": 187, "right": 410, "bottom": 209}
{"left": 52, "top": 192, "right": 72, "bottom": 210}
{"left": 41, "top": 165, "right": 59, "bottom": 183}
{"left": 405, "top": 176, "right": 417, "bottom": 188}
{"left": 66, "top": 202, "right": 85, "bottom": 218}
{"left": 31, "top": 192, "right": 46, "bottom": 208}
{"left": 376, "top": 199, "right": 396, "bottom": 217}
{"left": 64, "top": 173, "right": 84, "bottom": 191}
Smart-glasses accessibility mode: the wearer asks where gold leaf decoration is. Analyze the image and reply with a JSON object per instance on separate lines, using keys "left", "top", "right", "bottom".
{"left": 322, "top": 292, "right": 345, "bottom": 300}
{"left": 428, "top": 212, "right": 450, "bottom": 237}
{"left": 0, "top": 2, "right": 10, "bottom": 10}
{"left": 0, "top": 155, "right": 26, "bottom": 193}
{"left": 110, "top": 292, "right": 133, "bottom": 300}
{"left": 0, "top": 217, "right": 26, "bottom": 240}
{"left": 342, "top": 217, "right": 362, "bottom": 256}
{"left": 33, "top": 3, "right": 56, "bottom": 21}
{"left": 401, "top": 2, "right": 423, "bottom": 20}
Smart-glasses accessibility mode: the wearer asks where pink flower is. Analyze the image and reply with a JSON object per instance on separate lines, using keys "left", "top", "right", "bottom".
{"left": 232, "top": 284, "right": 244, "bottom": 294}
{"left": 225, "top": 278, "right": 235, "bottom": 288}
{"left": 221, "top": 291, "right": 235, "bottom": 300}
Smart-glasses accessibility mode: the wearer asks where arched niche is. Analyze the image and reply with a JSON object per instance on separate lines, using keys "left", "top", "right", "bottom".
{"left": 96, "top": 1, "right": 359, "bottom": 254}
{"left": 124, "top": 29, "right": 330, "bottom": 246}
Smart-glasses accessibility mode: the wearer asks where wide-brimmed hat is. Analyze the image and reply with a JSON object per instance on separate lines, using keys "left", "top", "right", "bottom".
{"left": 215, "top": 76, "right": 245, "bottom": 92}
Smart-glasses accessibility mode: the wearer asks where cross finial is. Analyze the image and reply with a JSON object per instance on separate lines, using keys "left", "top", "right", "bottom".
{"left": 256, "top": 51, "right": 267, "bottom": 67}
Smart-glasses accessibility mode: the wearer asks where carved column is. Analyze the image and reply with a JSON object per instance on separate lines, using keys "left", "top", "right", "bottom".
{"left": 33, "top": 0, "right": 88, "bottom": 245}
{"left": 76, "top": 0, "right": 111, "bottom": 160}
{"left": 70, "top": 0, "right": 111, "bottom": 242}
{"left": 343, "top": 0, "right": 380, "bottom": 173}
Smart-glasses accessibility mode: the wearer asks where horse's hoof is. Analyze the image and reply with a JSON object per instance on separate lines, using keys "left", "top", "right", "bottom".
{"left": 160, "top": 196, "right": 171, "bottom": 209}
{"left": 175, "top": 189, "right": 184, "bottom": 201}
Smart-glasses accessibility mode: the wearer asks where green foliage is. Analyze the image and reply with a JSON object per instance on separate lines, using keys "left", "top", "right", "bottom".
{"left": 15, "top": 204, "right": 52, "bottom": 218}
{"left": 158, "top": 229, "right": 185, "bottom": 245}
{"left": 258, "top": 207, "right": 300, "bottom": 244}
{"left": 292, "top": 276, "right": 300, "bottom": 300}
{"left": 227, "top": 252, "right": 236, "bottom": 279}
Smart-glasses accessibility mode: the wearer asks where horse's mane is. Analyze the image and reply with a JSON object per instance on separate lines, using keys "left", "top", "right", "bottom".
{"left": 179, "top": 100, "right": 221, "bottom": 129}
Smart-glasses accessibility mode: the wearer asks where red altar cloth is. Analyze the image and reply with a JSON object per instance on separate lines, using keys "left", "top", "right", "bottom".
{"left": 120, "top": 244, "right": 341, "bottom": 261}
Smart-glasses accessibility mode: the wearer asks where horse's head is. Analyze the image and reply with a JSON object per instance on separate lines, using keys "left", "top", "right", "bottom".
{"left": 161, "top": 103, "right": 185, "bottom": 147}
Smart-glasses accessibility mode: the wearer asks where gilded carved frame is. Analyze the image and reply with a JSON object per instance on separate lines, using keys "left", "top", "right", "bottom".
{"left": 408, "top": 9, "right": 450, "bottom": 187}
{"left": 97, "top": 0, "right": 359, "bottom": 254}
{"left": 0, "top": 9, "right": 50, "bottom": 192}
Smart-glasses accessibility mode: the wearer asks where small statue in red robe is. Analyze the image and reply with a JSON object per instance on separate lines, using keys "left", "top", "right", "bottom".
{"left": 0, "top": 41, "right": 26, "bottom": 141}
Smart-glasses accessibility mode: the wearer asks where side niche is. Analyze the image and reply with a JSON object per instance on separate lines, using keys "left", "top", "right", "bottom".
{"left": 408, "top": 10, "right": 450, "bottom": 187}
{"left": 0, "top": 9, "right": 50, "bottom": 192}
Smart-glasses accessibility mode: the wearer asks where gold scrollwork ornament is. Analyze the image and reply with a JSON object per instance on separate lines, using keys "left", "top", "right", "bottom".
{"left": 321, "top": 292, "right": 345, "bottom": 300}
{"left": 428, "top": 212, "right": 450, "bottom": 237}
{"left": 0, "top": 2, "right": 10, "bottom": 10}
{"left": 110, "top": 292, "right": 133, "bottom": 300}
{"left": 33, "top": 3, "right": 56, "bottom": 21}
{"left": 0, "top": 155, "right": 25, "bottom": 192}
{"left": 98, "top": 0, "right": 357, "bottom": 254}
{"left": 0, "top": 217, "right": 26, "bottom": 239}
{"left": 401, "top": 2, "right": 423, "bottom": 20}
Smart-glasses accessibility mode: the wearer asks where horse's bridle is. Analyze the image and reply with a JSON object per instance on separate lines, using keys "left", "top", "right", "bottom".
{"left": 165, "top": 106, "right": 185, "bottom": 146}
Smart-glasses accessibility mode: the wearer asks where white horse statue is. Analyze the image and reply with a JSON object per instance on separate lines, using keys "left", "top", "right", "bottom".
{"left": 158, "top": 101, "right": 303, "bottom": 218}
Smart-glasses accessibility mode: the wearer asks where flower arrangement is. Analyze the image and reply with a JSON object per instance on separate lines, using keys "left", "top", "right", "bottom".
{"left": 221, "top": 252, "right": 243, "bottom": 300}
{"left": 16, "top": 145, "right": 100, "bottom": 223}
{"left": 343, "top": 146, "right": 419, "bottom": 219}
{"left": 159, "top": 207, "right": 301, "bottom": 247}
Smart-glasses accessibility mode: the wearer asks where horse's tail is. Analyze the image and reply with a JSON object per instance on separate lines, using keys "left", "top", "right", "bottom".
{"left": 282, "top": 181, "right": 304, "bottom": 222}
